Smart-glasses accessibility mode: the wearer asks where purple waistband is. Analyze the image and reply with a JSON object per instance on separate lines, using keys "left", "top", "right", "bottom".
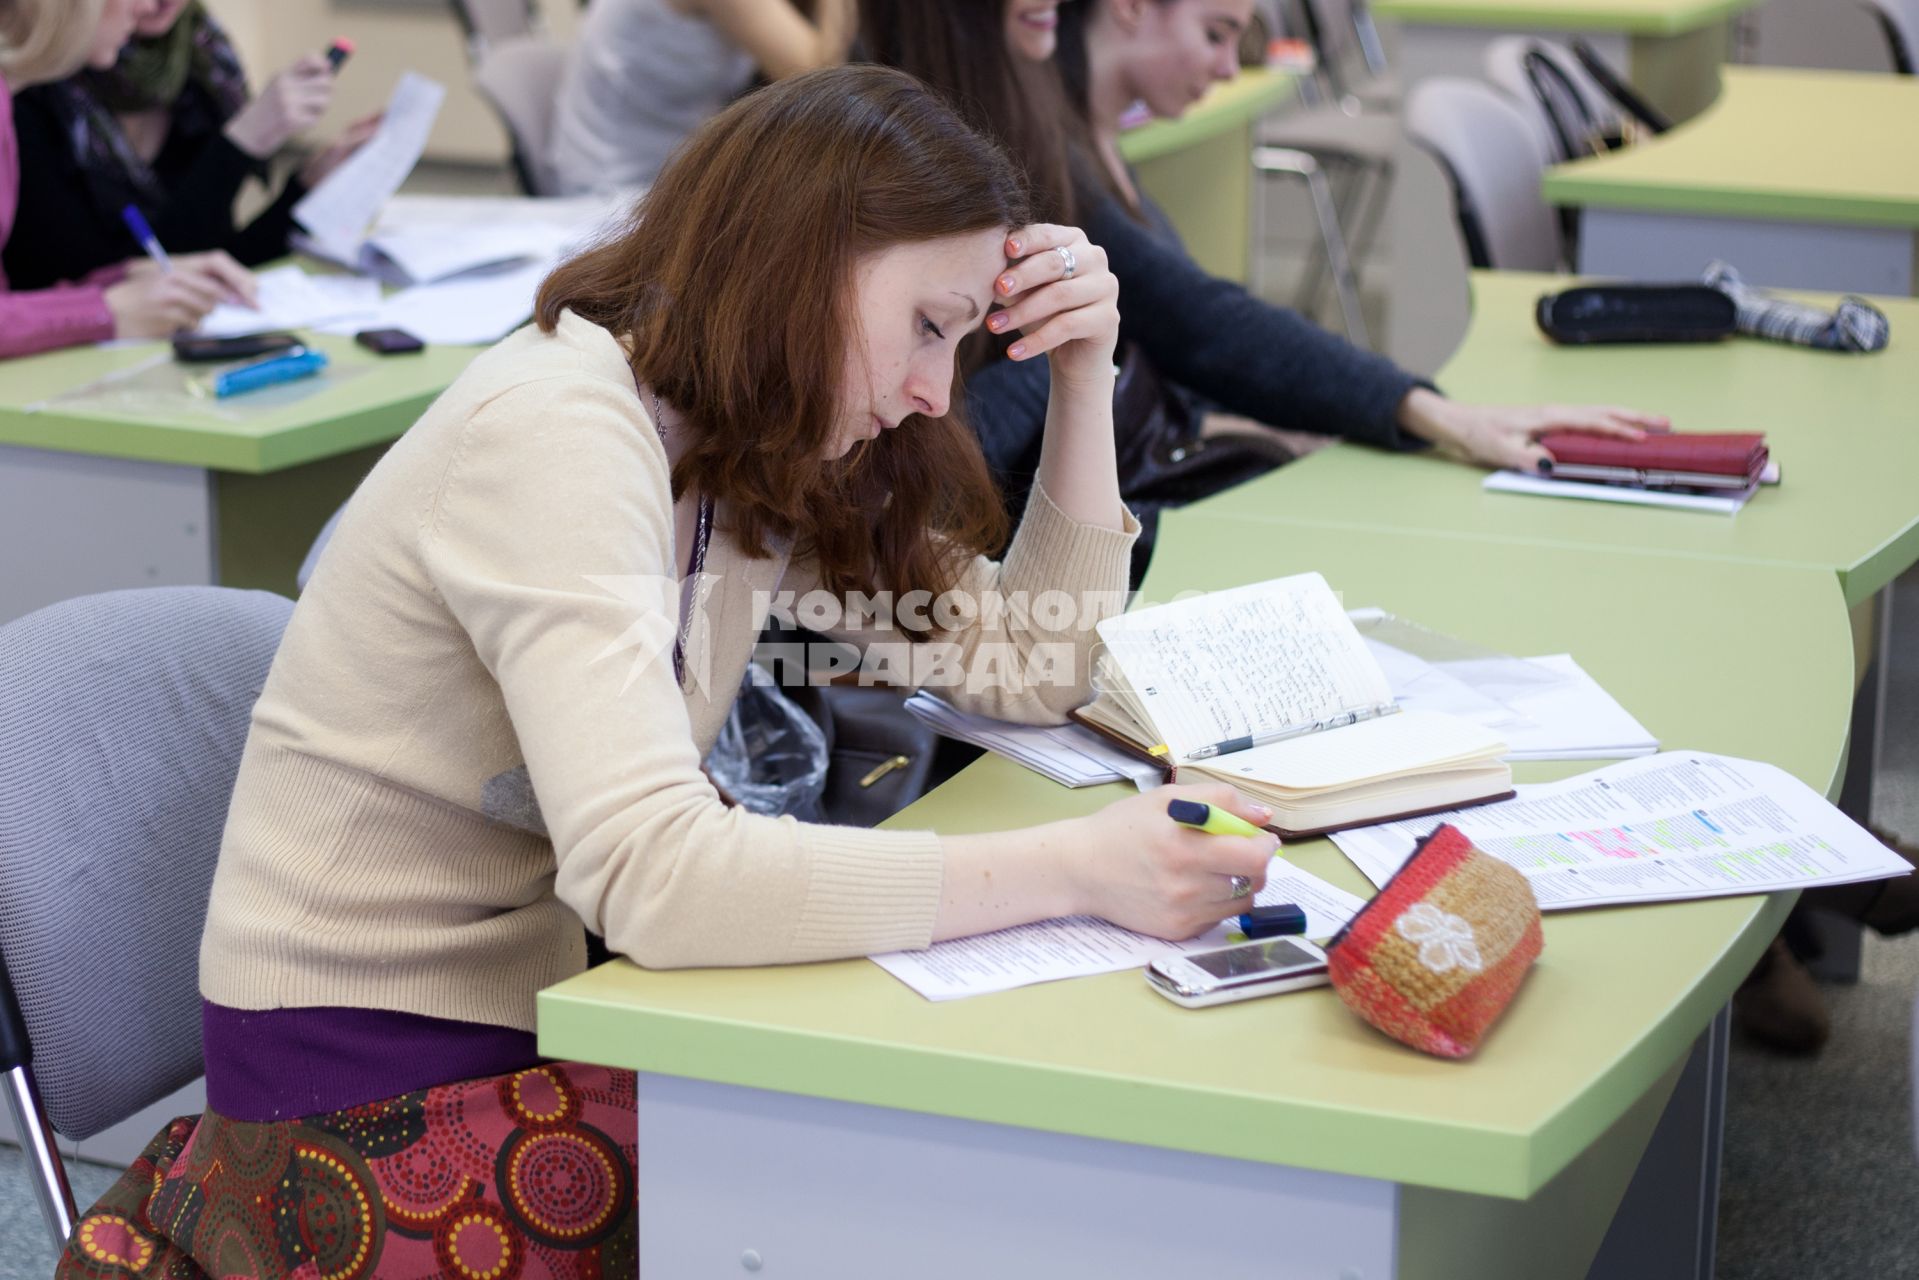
{"left": 202, "top": 1000, "right": 542, "bottom": 1122}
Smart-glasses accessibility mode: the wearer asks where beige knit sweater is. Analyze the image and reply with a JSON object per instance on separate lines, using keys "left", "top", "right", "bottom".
{"left": 200, "top": 311, "right": 1139, "bottom": 1032}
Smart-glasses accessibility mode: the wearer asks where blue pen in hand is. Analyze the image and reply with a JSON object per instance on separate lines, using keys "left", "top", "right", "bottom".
{"left": 121, "top": 204, "right": 173, "bottom": 273}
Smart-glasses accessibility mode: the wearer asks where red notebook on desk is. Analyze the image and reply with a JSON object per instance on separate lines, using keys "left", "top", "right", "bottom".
{"left": 1539, "top": 431, "right": 1769, "bottom": 490}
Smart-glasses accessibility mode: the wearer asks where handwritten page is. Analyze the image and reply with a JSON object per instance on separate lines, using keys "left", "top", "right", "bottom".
{"left": 872, "top": 859, "right": 1367, "bottom": 1001}
{"left": 1096, "top": 573, "right": 1392, "bottom": 761}
{"left": 1330, "top": 752, "right": 1910, "bottom": 909}
{"left": 294, "top": 73, "right": 446, "bottom": 262}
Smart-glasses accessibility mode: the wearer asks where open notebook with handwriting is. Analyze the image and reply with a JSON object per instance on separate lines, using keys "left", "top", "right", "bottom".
{"left": 1073, "top": 572, "right": 1513, "bottom": 837}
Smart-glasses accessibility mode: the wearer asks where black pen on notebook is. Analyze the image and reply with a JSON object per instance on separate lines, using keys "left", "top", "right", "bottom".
{"left": 1182, "top": 700, "right": 1401, "bottom": 760}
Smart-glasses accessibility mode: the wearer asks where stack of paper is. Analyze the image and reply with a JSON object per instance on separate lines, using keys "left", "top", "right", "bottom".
{"left": 195, "top": 265, "right": 384, "bottom": 338}
{"left": 1329, "top": 751, "right": 1911, "bottom": 910}
{"left": 903, "top": 692, "right": 1160, "bottom": 788}
{"left": 872, "top": 859, "right": 1367, "bottom": 1001}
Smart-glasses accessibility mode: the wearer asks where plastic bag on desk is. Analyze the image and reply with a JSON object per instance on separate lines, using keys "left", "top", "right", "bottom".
{"left": 704, "top": 664, "right": 829, "bottom": 821}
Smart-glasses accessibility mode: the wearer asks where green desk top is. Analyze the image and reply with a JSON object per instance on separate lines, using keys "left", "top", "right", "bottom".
{"left": 539, "top": 525, "right": 1850, "bottom": 1199}
{"left": 1544, "top": 67, "right": 1919, "bottom": 227}
{"left": 1196, "top": 271, "right": 1919, "bottom": 607}
{"left": 1117, "top": 67, "right": 1297, "bottom": 165}
{"left": 0, "top": 332, "right": 478, "bottom": 474}
{"left": 1374, "top": 0, "right": 1755, "bottom": 34}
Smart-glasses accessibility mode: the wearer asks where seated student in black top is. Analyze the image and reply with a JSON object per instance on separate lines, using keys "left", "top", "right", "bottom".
{"left": 4, "top": 0, "right": 378, "bottom": 291}
{"left": 863, "top": 0, "right": 1669, "bottom": 500}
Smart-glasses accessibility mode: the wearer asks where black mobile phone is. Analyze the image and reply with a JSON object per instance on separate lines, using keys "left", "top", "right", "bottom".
{"left": 171, "top": 332, "right": 302, "bottom": 363}
{"left": 355, "top": 327, "right": 426, "bottom": 355}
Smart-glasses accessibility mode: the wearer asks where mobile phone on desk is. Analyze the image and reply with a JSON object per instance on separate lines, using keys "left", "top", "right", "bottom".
{"left": 1146, "top": 937, "right": 1330, "bottom": 1008}
{"left": 172, "top": 332, "right": 301, "bottom": 363}
{"left": 355, "top": 328, "right": 425, "bottom": 355}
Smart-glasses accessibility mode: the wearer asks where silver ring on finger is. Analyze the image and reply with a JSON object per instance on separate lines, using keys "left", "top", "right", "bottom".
{"left": 1229, "top": 874, "right": 1253, "bottom": 900}
{"left": 1055, "top": 244, "right": 1077, "bottom": 281}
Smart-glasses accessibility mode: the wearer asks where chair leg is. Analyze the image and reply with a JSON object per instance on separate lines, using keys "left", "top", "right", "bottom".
{"left": 1252, "top": 146, "right": 1371, "bottom": 347}
{"left": 4, "top": 1064, "right": 77, "bottom": 1251}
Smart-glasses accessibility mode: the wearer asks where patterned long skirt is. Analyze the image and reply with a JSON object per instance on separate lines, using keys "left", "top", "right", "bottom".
{"left": 56, "top": 1063, "right": 636, "bottom": 1280}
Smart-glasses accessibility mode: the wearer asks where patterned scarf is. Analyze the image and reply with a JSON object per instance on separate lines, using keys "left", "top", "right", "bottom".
{"left": 51, "top": 2, "right": 252, "bottom": 206}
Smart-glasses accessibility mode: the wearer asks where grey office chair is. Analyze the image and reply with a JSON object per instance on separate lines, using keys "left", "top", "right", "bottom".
{"left": 473, "top": 34, "right": 570, "bottom": 196}
{"left": 1252, "top": 0, "right": 1402, "bottom": 344}
{"left": 1861, "top": 0, "right": 1918, "bottom": 71}
{"left": 1403, "top": 77, "right": 1563, "bottom": 273}
{"left": 448, "top": 0, "right": 543, "bottom": 64}
{"left": 0, "top": 587, "right": 292, "bottom": 1249}
{"left": 1483, "top": 37, "right": 1624, "bottom": 163}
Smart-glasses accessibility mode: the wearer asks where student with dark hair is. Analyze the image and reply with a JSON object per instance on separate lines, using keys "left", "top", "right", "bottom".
{"left": 5, "top": 0, "right": 377, "bottom": 290}
{"left": 0, "top": 0, "right": 253, "bottom": 357}
{"left": 58, "top": 64, "right": 1276, "bottom": 1279}
{"left": 864, "top": 0, "right": 1667, "bottom": 521}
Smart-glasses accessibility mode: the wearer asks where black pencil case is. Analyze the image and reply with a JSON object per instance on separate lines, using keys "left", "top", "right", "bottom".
{"left": 1535, "top": 284, "right": 1736, "bottom": 345}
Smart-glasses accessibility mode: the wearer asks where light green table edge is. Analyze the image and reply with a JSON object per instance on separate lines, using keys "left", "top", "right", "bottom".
{"left": 1542, "top": 77, "right": 1919, "bottom": 227}
{"left": 0, "top": 335, "right": 475, "bottom": 474}
{"left": 1543, "top": 168, "right": 1919, "bottom": 229}
{"left": 1116, "top": 67, "right": 1297, "bottom": 165}
{"left": 1372, "top": 0, "right": 1752, "bottom": 35}
{"left": 539, "top": 888, "right": 1786, "bottom": 1200}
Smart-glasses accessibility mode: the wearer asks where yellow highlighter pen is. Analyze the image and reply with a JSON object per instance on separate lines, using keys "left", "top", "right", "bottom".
{"left": 1165, "top": 797, "right": 1264, "bottom": 837}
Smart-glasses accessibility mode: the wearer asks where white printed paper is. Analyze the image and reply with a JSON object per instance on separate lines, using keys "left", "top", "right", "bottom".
{"left": 1330, "top": 752, "right": 1909, "bottom": 910}
{"left": 1483, "top": 469, "right": 1761, "bottom": 515}
{"left": 903, "top": 692, "right": 1162, "bottom": 789}
{"left": 196, "top": 265, "right": 383, "bottom": 338}
{"left": 294, "top": 73, "right": 446, "bottom": 262}
{"left": 872, "top": 859, "right": 1367, "bottom": 1001}
{"left": 312, "top": 260, "right": 552, "bottom": 347}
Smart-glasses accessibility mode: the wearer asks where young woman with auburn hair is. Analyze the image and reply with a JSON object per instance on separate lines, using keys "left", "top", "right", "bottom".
{"left": 58, "top": 65, "right": 1277, "bottom": 1279}
{"left": 865, "top": 0, "right": 1666, "bottom": 522}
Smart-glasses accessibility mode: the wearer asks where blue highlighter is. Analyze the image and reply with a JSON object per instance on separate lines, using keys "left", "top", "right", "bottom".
{"left": 206, "top": 347, "right": 329, "bottom": 398}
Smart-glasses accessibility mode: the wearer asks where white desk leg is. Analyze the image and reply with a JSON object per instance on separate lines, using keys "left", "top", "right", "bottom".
{"left": 1586, "top": 1006, "right": 1728, "bottom": 1280}
{"left": 636, "top": 1073, "right": 1399, "bottom": 1279}
{"left": 0, "top": 445, "right": 214, "bottom": 626}
{"left": 1578, "top": 210, "right": 1915, "bottom": 297}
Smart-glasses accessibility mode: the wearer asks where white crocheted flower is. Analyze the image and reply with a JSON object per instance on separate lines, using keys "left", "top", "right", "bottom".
{"left": 1395, "top": 902, "right": 1484, "bottom": 974}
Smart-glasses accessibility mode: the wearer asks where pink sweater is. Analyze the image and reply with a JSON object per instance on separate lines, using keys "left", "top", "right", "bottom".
{"left": 0, "top": 74, "right": 119, "bottom": 357}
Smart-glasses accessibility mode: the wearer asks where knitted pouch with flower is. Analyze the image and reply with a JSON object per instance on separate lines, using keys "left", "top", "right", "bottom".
{"left": 1324, "top": 824, "right": 1543, "bottom": 1058}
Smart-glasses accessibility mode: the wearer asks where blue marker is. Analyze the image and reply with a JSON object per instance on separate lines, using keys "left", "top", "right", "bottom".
{"left": 208, "top": 348, "right": 329, "bottom": 398}
{"left": 1238, "top": 903, "right": 1307, "bottom": 939}
{"left": 120, "top": 204, "right": 173, "bottom": 273}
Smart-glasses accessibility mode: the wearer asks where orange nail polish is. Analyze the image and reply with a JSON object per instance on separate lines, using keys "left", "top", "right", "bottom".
{"left": 998, "top": 275, "right": 1016, "bottom": 294}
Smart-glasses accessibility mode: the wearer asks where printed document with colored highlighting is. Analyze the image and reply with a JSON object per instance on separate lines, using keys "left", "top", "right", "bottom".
{"left": 872, "top": 859, "right": 1366, "bottom": 1001}
{"left": 1330, "top": 752, "right": 1909, "bottom": 910}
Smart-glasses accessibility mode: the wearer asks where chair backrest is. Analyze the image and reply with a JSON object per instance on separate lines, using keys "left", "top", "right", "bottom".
{"left": 1404, "top": 77, "right": 1562, "bottom": 273}
{"left": 1484, "top": 36, "right": 1623, "bottom": 162}
{"left": 0, "top": 587, "right": 292, "bottom": 1140}
{"left": 448, "top": 0, "right": 541, "bottom": 53}
{"left": 474, "top": 35, "right": 570, "bottom": 196}
{"left": 1280, "top": 0, "right": 1390, "bottom": 97}
{"left": 1861, "top": 0, "right": 1919, "bottom": 72}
